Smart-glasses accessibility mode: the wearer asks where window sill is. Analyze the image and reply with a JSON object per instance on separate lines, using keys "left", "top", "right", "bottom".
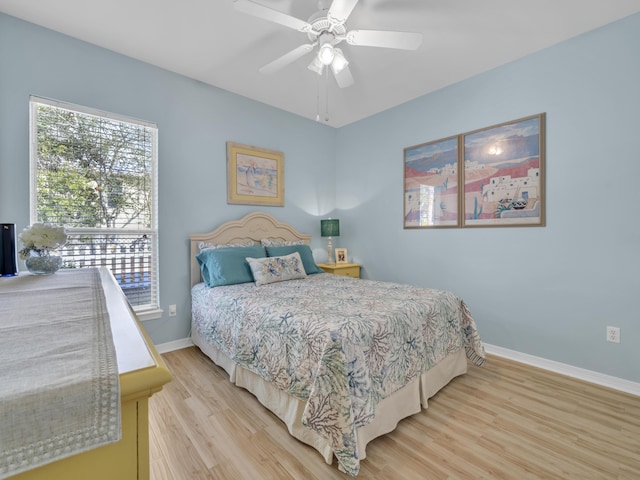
{"left": 135, "top": 307, "right": 164, "bottom": 321}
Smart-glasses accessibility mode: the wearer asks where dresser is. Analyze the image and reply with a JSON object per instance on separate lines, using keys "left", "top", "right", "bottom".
{"left": 317, "top": 262, "right": 361, "bottom": 278}
{"left": 5, "top": 268, "right": 172, "bottom": 480}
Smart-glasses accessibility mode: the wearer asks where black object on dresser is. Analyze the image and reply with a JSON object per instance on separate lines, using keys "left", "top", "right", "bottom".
{"left": 0, "top": 223, "right": 19, "bottom": 276}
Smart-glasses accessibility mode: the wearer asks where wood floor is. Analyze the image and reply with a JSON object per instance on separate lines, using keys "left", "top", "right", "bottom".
{"left": 149, "top": 347, "right": 640, "bottom": 479}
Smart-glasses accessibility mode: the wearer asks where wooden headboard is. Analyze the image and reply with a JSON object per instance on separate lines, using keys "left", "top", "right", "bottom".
{"left": 190, "top": 212, "right": 312, "bottom": 287}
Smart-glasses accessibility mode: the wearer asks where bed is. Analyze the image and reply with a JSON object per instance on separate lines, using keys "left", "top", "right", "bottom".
{"left": 189, "top": 212, "right": 485, "bottom": 476}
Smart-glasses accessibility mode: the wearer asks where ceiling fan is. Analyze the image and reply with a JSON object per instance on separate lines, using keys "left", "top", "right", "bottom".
{"left": 233, "top": 0, "right": 423, "bottom": 88}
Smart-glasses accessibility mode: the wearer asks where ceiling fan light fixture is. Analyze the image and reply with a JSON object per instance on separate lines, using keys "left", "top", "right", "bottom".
{"left": 308, "top": 55, "right": 324, "bottom": 75}
{"left": 318, "top": 43, "right": 335, "bottom": 65}
{"left": 331, "top": 48, "right": 348, "bottom": 75}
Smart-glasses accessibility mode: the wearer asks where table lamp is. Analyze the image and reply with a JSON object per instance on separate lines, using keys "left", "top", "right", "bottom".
{"left": 320, "top": 218, "right": 340, "bottom": 264}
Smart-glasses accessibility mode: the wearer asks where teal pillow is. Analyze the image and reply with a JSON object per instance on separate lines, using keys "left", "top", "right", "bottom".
{"left": 196, "top": 245, "right": 266, "bottom": 287}
{"left": 265, "top": 245, "right": 322, "bottom": 274}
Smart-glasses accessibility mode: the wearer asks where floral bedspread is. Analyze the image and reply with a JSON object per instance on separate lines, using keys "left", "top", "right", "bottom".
{"left": 191, "top": 273, "right": 485, "bottom": 476}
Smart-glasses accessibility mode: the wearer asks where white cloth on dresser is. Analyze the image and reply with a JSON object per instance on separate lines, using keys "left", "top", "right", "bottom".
{"left": 0, "top": 268, "right": 120, "bottom": 479}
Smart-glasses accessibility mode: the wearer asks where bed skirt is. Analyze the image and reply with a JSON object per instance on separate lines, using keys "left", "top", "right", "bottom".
{"left": 191, "top": 328, "right": 468, "bottom": 467}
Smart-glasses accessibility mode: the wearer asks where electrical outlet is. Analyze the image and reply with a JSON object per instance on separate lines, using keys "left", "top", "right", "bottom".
{"left": 606, "top": 326, "right": 620, "bottom": 343}
{"left": 169, "top": 304, "right": 177, "bottom": 317}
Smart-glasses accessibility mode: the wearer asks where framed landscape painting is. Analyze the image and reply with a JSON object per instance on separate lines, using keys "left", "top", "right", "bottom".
{"left": 461, "top": 113, "right": 545, "bottom": 227}
{"left": 404, "top": 135, "right": 460, "bottom": 228}
{"left": 227, "top": 142, "right": 284, "bottom": 206}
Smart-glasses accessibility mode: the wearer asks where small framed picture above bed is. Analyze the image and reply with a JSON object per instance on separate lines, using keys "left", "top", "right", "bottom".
{"left": 335, "top": 247, "right": 348, "bottom": 264}
{"left": 227, "top": 142, "right": 284, "bottom": 206}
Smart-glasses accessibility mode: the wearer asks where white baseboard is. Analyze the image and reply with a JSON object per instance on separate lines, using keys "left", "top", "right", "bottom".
{"left": 154, "top": 338, "right": 640, "bottom": 397}
{"left": 155, "top": 337, "right": 193, "bottom": 354}
{"left": 484, "top": 343, "right": 640, "bottom": 397}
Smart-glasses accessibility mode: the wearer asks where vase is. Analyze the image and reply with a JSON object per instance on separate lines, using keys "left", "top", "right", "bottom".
{"left": 25, "top": 250, "right": 62, "bottom": 275}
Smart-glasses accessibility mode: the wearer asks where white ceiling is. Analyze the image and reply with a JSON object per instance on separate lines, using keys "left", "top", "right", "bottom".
{"left": 2, "top": 0, "right": 639, "bottom": 127}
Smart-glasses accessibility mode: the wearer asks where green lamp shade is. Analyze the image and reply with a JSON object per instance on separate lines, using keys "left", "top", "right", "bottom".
{"left": 320, "top": 219, "right": 340, "bottom": 237}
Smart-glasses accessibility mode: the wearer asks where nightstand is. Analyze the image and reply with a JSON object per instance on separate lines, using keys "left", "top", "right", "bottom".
{"left": 317, "top": 263, "right": 361, "bottom": 278}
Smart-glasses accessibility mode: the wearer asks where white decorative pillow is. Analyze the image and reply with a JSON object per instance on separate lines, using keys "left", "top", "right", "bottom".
{"left": 199, "top": 240, "right": 257, "bottom": 251}
{"left": 260, "top": 238, "right": 305, "bottom": 247}
{"left": 246, "top": 252, "right": 307, "bottom": 286}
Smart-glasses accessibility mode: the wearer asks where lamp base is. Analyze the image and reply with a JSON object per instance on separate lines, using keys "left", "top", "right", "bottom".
{"left": 326, "top": 236, "right": 335, "bottom": 264}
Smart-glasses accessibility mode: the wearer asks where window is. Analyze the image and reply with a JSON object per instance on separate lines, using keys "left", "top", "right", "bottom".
{"left": 30, "top": 96, "right": 160, "bottom": 316}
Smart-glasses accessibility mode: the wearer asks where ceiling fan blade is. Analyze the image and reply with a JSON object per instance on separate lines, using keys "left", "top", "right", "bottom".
{"left": 346, "top": 30, "right": 422, "bottom": 50}
{"left": 259, "top": 44, "right": 315, "bottom": 74}
{"left": 327, "top": 0, "right": 360, "bottom": 25}
{"left": 233, "top": 0, "right": 312, "bottom": 33}
{"left": 334, "top": 64, "right": 355, "bottom": 88}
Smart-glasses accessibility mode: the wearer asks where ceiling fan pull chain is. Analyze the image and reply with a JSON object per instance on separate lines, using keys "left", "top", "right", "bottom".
{"left": 325, "top": 68, "right": 330, "bottom": 122}
{"left": 316, "top": 71, "right": 321, "bottom": 122}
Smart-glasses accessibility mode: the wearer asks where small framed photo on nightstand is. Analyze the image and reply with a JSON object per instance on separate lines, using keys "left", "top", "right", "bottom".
{"left": 335, "top": 248, "right": 348, "bottom": 264}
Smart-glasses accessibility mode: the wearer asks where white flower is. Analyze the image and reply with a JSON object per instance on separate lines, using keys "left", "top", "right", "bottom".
{"left": 18, "top": 223, "right": 67, "bottom": 260}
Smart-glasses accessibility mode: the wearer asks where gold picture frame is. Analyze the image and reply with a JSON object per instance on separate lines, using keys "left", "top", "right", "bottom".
{"left": 227, "top": 142, "right": 284, "bottom": 206}
{"left": 335, "top": 248, "right": 348, "bottom": 264}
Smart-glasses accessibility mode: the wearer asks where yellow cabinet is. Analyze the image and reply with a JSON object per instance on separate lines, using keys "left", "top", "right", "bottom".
{"left": 317, "top": 263, "right": 361, "bottom": 278}
{"left": 7, "top": 269, "right": 172, "bottom": 480}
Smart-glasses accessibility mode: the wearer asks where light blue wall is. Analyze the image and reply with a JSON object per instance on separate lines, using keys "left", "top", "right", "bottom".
{"left": 0, "top": 13, "right": 337, "bottom": 344}
{"left": 2, "top": 12, "right": 639, "bottom": 382}
{"left": 336, "top": 13, "right": 640, "bottom": 382}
